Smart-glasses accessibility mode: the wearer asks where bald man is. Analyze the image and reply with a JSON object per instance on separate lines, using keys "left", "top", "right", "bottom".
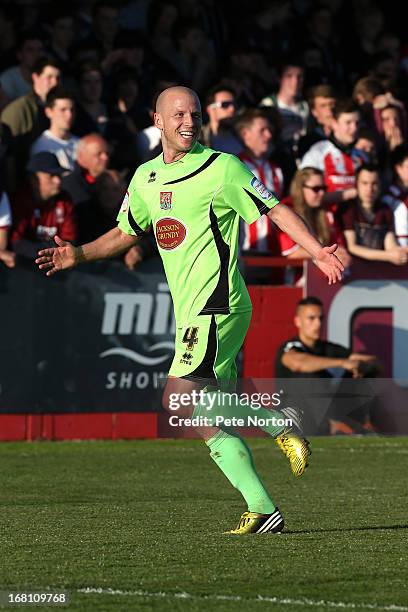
{"left": 62, "top": 133, "right": 109, "bottom": 207}
{"left": 36, "top": 86, "right": 344, "bottom": 535}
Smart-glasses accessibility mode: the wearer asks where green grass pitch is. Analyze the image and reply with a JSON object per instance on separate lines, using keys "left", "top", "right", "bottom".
{"left": 1, "top": 437, "right": 407, "bottom": 612}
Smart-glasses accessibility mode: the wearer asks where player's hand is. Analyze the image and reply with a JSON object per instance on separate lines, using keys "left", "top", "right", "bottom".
{"left": 314, "top": 244, "right": 344, "bottom": 284}
{"left": 35, "top": 235, "right": 78, "bottom": 276}
{"left": 124, "top": 245, "right": 143, "bottom": 270}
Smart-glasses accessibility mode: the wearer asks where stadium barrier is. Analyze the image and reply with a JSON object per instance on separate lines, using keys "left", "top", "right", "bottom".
{"left": 0, "top": 257, "right": 407, "bottom": 439}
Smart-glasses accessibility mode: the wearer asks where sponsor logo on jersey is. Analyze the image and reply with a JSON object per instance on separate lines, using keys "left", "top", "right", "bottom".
{"left": 250, "top": 177, "right": 274, "bottom": 201}
{"left": 120, "top": 190, "right": 129, "bottom": 212}
{"left": 148, "top": 171, "right": 156, "bottom": 183}
{"left": 155, "top": 217, "right": 187, "bottom": 250}
{"left": 160, "top": 191, "right": 172, "bottom": 210}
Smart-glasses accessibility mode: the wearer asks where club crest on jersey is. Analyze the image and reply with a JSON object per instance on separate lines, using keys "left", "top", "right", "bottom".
{"left": 160, "top": 191, "right": 172, "bottom": 210}
{"left": 120, "top": 191, "right": 129, "bottom": 212}
{"left": 148, "top": 171, "right": 156, "bottom": 183}
{"left": 250, "top": 177, "right": 274, "bottom": 201}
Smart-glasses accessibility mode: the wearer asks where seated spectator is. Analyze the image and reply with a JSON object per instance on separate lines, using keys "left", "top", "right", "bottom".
{"left": 0, "top": 30, "right": 44, "bottom": 102}
{"left": 297, "top": 84, "right": 336, "bottom": 158}
{"left": 282, "top": 167, "right": 351, "bottom": 266}
{"left": 261, "top": 57, "right": 309, "bottom": 157}
{"left": 383, "top": 144, "right": 408, "bottom": 247}
{"left": 300, "top": 98, "right": 363, "bottom": 205}
{"left": 62, "top": 133, "right": 109, "bottom": 208}
{"left": 1, "top": 56, "right": 61, "bottom": 188}
{"left": 341, "top": 164, "right": 408, "bottom": 265}
{"left": 10, "top": 152, "right": 76, "bottom": 259}
{"left": 201, "top": 84, "right": 241, "bottom": 154}
{"left": 30, "top": 86, "right": 79, "bottom": 171}
{"left": 0, "top": 190, "right": 15, "bottom": 268}
{"left": 275, "top": 296, "right": 380, "bottom": 434}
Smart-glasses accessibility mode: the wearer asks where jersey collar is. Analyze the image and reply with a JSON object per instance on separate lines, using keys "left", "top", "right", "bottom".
{"left": 158, "top": 141, "right": 204, "bottom": 168}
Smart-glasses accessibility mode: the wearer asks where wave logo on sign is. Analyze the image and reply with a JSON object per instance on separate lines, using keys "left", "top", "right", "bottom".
{"left": 99, "top": 283, "right": 175, "bottom": 365}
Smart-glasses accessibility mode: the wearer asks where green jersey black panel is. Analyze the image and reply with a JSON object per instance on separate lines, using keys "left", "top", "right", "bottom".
{"left": 117, "top": 142, "right": 280, "bottom": 324}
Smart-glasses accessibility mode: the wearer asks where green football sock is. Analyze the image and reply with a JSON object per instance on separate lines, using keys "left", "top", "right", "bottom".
{"left": 194, "top": 389, "right": 286, "bottom": 438}
{"left": 206, "top": 429, "right": 276, "bottom": 514}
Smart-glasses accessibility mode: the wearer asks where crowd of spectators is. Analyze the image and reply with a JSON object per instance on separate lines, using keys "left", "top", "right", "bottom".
{"left": 1, "top": 0, "right": 408, "bottom": 278}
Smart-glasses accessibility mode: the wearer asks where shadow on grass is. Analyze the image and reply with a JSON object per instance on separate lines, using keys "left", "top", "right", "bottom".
{"left": 284, "top": 524, "right": 408, "bottom": 535}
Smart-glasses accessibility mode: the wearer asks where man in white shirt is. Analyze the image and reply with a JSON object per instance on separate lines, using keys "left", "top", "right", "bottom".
{"left": 30, "top": 86, "right": 79, "bottom": 171}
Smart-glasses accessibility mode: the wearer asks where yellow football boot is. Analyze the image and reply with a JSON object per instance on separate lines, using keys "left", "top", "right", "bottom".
{"left": 225, "top": 508, "right": 284, "bottom": 535}
{"left": 275, "top": 428, "right": 311, "bottom": 477}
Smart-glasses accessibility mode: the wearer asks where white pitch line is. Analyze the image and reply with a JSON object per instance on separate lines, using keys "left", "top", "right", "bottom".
{"left": 77, "top": 587, "right": 408, "bottom": 611}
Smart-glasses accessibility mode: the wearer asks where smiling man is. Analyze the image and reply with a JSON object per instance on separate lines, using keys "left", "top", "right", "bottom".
{"left": 36, "top": 86, "right": 344, "bottom": 535}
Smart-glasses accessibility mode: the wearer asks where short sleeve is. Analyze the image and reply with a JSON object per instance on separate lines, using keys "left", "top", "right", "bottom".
{"left": 117, "top": 173, "right": 151, "bottom": 236}
{"left": 325, "top": 342, "right": 350, "bottom": 359}
{"left": 0, "top": 191, "right": 12, "bottom": 228}
{"left": 341, "top": 203, "right": 356, "bottom": 231}
{"left": 382, "top": 206, "right": 395, "bottom": 232}
{"left": 221, "top": 154, "right": 280, "bottom": 224}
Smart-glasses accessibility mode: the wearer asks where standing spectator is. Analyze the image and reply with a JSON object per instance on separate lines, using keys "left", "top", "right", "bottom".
{"left": 170, "top": 20, "right": 216, "bottom": 93}
{"left": 72, "top": 62, "right": 108, "bottom": 136}
{"left": 0, "top": 190, "right": 15, "bottom": 268}
{"left": 341, "top": 164, "right": 408, "bottom": 265}
{"left": 236, "top": 108, "right": 285, "bottom": 254}
{"left": 1, "top": 56, "right": 60, "bottom": 189}
{"left": 72, "top": 61, "right": 130, "bottom": 171}
{"left": 300, "top": 98, "right": 362, "bottom": 204}
{"left": 86, "top": 2, "right": 120, "bottom": 58}
{"left": 62, "top": 133, "right": 109, "bottom": 208}
{"left": 261, "top": 58, "right": 309, "bottom": 156}
{"left": 201, "top": 84, "right": 241, "bottom": 154}
{"left": 11, "top": 152, "right": 76, "bottom": 259}
{"left": 30, "top": 86, "right": 79, "bottom": 171}
{"left": 44, "top": 9, "right": 76, "bottom": 80}
{"left": 383, "top": 144, "right": 408, "bottom": 247}
{"left": 297, "top": 84, "right": 336, "bottom": 158}
{"left": 0, "top": 30, "right": 44, "bottom": 103}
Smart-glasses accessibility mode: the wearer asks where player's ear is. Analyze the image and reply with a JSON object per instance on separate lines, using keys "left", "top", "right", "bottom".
{"left": 294, "top": 315, "right": 301, "bottom": 330}
{"left": 154, "top": 112, "right": 163, "bottom": 130}
{"left": 44, "top": 107, "right": 52, "bottom": 120}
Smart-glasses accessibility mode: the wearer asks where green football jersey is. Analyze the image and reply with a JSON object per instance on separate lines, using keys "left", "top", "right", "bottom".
{"left": 117, "top": 142, "right": 279, "bottom": 324}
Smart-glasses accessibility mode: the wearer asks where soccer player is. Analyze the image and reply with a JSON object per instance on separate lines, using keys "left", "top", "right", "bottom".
{"left": 36, "top": 87, "right": 343, "bottom": 535}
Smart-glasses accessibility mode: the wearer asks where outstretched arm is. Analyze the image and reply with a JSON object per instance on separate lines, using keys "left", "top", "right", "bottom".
{"left": 35, "top": 228, "right": 139, "bottom": 276}
{"left": 268, "top": 203, "right": 344, "bottom": 284}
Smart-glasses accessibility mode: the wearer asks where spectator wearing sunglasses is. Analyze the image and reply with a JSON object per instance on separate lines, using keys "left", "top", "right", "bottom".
{"left": 282, "top": 167, "right": 351, "bottom": 267}
{"left": 201, "top": 84, "right": 241, "bottom": 154}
